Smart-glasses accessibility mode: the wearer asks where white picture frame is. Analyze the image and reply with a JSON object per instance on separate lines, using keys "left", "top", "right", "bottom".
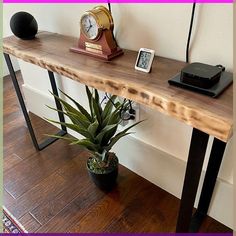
{"left": 135, "top": 48, "right": 155, "bottom": 73}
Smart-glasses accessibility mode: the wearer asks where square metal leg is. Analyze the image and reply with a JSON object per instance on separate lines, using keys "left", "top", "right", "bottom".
{"left": 4, "top": 53, "right": 67, "bottom": 151}
{"left": 176, "top": 128, "right": 209, "bottom": 232}
{"left": 176, "top": 128, "right": 227, "bottom": 232}
{"left": 190, "top": 138, "right": 226, "bottom": 232}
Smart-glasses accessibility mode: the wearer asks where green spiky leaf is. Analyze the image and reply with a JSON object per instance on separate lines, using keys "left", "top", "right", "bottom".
{"left": 59, "top": 89, "right": 92, "bottom": 122}
{"left": 102, "top": 95, "right": 117, "bottom": 120}
{"left": 106, "top": 120, "right": 143, "bottom": 151}
{"left": 49, "top": 91, "right": 91, "bottom": 128}
{"left": 92, "top": 96, "right": 102, "bottom": 125}
{"left": 45, "top": 118, "right": 94, "bottom": 141}
{"left": 106, "top": 132, "right": 132, "bottom": 152}
{"left": 95, "top": 124, "right": 117, "bottom": 144}
{"left": 45, "top": 134, "right": 78, "bottom": 143}
{"left": 94, "top": 89, "right": 99, "bottom": 104}
{"left": 70, "top": 139, "right": 100, "bottom": 152}
{"left": 88, "top": 120, "right": 99, "bottom": 137}
{"left": 46, "top": 105, "right": 89, "bottom": 128}
{"left": 86, "top": 86, "right": 94, "bottom": 120}
{"left": 100, "top": 124, "right": 118, "bottom": 146}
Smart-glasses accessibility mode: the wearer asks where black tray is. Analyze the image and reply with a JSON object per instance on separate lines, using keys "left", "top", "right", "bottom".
{"left": 168, "top": 71, "right": 233, "bottom": 98}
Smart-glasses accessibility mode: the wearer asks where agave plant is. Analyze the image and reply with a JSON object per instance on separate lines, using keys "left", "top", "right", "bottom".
{"left": 46, "top": 86, "right": 142, "bottom": 174}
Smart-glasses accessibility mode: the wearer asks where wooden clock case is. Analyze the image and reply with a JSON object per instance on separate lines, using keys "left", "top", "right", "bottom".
{"left": 70, "top": 6, "right": 123, "bottom": 61}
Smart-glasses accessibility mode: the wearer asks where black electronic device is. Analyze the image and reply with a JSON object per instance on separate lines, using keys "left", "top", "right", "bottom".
{"left": 10, "top": 12, "right": 38, "bottom": 40}
{"left": 180, "top": 62, "right": 222, "bottom": 89}
{"left": 168, "top": 70, "right": 232, "bottom": 98}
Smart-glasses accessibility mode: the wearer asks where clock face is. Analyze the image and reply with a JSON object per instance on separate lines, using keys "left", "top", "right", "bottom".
{"left": 81, "top": 14, "right": 99, "bottom": 40}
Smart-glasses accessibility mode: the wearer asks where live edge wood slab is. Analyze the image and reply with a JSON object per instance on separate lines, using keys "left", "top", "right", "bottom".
{"left": 3, "top": 31, "right": 233, "bottom": 142}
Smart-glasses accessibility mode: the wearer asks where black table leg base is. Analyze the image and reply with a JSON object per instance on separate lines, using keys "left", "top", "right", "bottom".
{"left": 188, "top": 137, "right": 226, "bottom": 232}
{"left": 4, "top": 53, "right": 67, "bottom": 151}
{"left": 176, "top": 128, "right": 209, "bottom": 232}
{"left": 38, "top": 130, "right": 67, "bottom": 151}
{"left": 189, "top": 210, "right": 206, "bottom": 232}
{"left": 176, "top": 129, "right": 227, "bottom": 232}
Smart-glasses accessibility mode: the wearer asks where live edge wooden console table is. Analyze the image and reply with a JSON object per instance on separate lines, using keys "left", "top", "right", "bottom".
{"left": 3, "top": 31, "right": 233, "bottom": 233}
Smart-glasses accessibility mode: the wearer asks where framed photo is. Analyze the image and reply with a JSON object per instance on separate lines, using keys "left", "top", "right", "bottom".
{"left": 135, "top": 48, "right": 155, "bottom": 73}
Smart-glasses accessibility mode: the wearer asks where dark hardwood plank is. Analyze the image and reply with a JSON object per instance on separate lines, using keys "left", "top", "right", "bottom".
{"left": 36, "top": 186, "right": 106, "bottom": 232}
{"left": 30, "top": 154, "right": 92, "bottom": 225}
{"left": 37, "top": 166, "right": 173, "bottom": 233}
{"left": 199, "top": 217, "right": 233, "bottom": 233}
{"left": 4, "top": 139, "right": 83, "bottom": 199}
{"left": 19, "top": 213, "right": 42, "bottom": 233}
{"left": 36, "top": 166, "right": 133, "bottom": 232}
{"left": 104, "top": 185, "right": 178, "bottom": 233}
{"left": 69, "top": 196, "right": 124, "bottom": 233}
{"left": 3, "top": 190, "right": 15, "bottom": 207}
{"left": 3, "top": 153, "right": 22, "bottom": 171}
{"left": 70, "top": 170, "right": 177, "bottom": 233}
{"left": 3, "top": 124, "right": 37, "bottom": 161}
{"left": 4, "top": 172, "right": 67, "bottom": 218}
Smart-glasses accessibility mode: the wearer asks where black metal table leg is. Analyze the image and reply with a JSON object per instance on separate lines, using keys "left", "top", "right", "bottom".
{"left": 189, "top": 137, "right": 226, "bottom": 232}
{"left": 4, "top": 53, "right": 67, "bottom": 151}
{"left": 48, "top": 70, "right": 67, "bottom": 132}
{"left": 176, "top": 128, "right": 209, "bottom": 232}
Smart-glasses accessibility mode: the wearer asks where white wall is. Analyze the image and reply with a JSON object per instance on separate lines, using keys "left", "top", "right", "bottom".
{"left": 3, "top": 3, "right": 233, "bottom": 229}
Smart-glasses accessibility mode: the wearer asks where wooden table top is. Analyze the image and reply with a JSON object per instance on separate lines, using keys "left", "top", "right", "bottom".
{"left": 3, "top": 31, "right": 233, "bottom": 142}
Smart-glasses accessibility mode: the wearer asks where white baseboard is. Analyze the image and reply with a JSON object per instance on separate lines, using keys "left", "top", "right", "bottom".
{"left": 22, "top": 84, "right": 233, "bottom": 229}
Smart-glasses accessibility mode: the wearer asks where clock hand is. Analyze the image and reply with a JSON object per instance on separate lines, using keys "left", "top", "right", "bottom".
{"left": 86, "top": 25, "right": 92, "bottom": 32}
{"left": 88, "top": 19, "right": 92, "bottom": 27}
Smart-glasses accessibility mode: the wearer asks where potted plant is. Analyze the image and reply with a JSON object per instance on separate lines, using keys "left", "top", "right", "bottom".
{"left": 46, "top": 86, "right": 142, "bottom": 191}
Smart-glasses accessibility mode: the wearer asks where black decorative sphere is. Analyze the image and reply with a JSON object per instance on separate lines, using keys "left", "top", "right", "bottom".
{"left": 10, "top": 12, "right": 38, "bottom": 40}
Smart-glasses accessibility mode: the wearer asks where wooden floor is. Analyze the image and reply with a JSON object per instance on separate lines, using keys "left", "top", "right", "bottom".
{"left": 3, "top": 72, "right": 232, "bottom": 233}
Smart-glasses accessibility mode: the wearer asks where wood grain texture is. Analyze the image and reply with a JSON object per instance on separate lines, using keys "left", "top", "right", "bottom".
{"left": 4, "top": 139, "right": 82, "bottom": 199}
{"left": 3, "top": 74, "right": 232, "bottom": 233}
{"left": 4, "top": 153, "right": 22, "bottom": 171}
{"left": 5, "top": 172, "right": 67, "bottom": 218}
{"left": 18, "top": 213, "right": 42, "bottom": 233}
{"left": 3, "top": 32, "right": 233, "bottom": 142}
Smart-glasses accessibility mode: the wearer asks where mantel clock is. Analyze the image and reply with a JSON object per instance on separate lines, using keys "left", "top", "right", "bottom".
{"left": 70, "top": 6, "right": 123, "bottom": 60}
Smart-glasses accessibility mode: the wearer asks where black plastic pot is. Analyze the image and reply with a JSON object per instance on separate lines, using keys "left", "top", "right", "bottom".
{"left": 87, "top": 159, "right": 118, "bottom": 191}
